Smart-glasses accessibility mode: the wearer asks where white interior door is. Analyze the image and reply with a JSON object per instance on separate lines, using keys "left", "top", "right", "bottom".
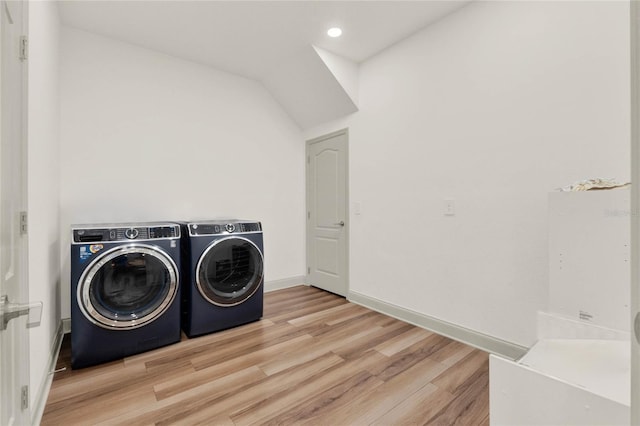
{"left": 0, "top": 0, "right": 30, "bottom": 424}
{"left": 306, "top": 129, "right": 348, "bottom": 297}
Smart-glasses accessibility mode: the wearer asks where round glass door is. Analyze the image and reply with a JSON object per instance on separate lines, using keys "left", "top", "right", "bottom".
{"left": 77, "top": 244, "right": 178, "bottom": 330}
{"left": 196, "top": 237, "right": 264, "bottom": 306}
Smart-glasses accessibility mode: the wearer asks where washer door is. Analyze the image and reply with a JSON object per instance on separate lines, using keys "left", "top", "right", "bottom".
{"left": 196, "top": 237, "right": 264, "bottom": 306}
{"left": 77, "top": 244, "right": 178, "bottom": 330}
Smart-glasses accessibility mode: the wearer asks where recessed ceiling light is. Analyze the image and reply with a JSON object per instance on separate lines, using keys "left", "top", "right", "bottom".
{"left": 327, "top": 27, "right": 342, "bottom": 38}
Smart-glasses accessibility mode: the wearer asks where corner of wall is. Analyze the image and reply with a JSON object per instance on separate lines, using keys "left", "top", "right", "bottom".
{"left": 312, "top": 46, "right": 359, "bottom": 107}
{"left": 261, "top": 45, "right": 358, "bottom": 129}
{"left": 264, "top": 276, "right": 307, "bottom": 293}
{"left": 348, "top": 290, "right": 528, "bottom": 360}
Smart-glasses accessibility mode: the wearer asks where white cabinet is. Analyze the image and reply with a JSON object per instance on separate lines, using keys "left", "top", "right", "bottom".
{"left": 490, "top": 190, "right": 631, "bottom": 425}
{"left": 548, "top": 190, "right": 630, "bottom": 332}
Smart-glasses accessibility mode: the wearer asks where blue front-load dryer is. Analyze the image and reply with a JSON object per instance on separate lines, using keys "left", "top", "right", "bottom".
{"left": 181, "top": 220, "right": 264, "bottom": 337}
{"left": 70, "top": 222, "right": 182, "bottom": 369}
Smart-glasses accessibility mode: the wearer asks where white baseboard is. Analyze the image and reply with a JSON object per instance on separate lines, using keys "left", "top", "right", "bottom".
{"left": 31, "top": 320, "right": 65, "bottom": 425}
{"left": 62, "top": 318, "right": 71, "bottom": 334}
{"left": 347, "top": 290, "right": 527, "bottom": 360}
{"left": 264, "top": 276, "right": 306, "bottom": 293}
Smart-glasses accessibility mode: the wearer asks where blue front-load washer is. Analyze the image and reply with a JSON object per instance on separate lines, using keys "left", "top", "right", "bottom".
{"left": 70, "top": 222, "right": 181, "bottom": 369}
{"left": 181, "top": 220, "right": 264, "bottom": 337}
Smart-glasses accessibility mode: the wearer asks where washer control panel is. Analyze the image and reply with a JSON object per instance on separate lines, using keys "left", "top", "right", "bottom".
{"left": 72, "top": 224, "right": 180, "bottom": 243}
{"left": 124, "top": 228, "right": 139, "bottom": 239}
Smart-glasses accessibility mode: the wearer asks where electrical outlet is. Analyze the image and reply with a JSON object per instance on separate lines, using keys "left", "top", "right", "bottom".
{"left": 444, "top": 199, "right": 455, "bottom": 216}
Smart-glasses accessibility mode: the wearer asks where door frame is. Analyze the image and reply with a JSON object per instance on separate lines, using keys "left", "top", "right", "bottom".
{"left": 630, "top": 1, "right": 639, "bottom": 423}
{"left": 305, "top": 128, "right": 350, "bottom": 296}
{"left": 0, "top": 0, "right": 30, "bottom": 423}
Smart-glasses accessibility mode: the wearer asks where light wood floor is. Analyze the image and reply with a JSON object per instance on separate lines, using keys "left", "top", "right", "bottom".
{"left": 42, "top": 286, "right": 489, "bottom": 425}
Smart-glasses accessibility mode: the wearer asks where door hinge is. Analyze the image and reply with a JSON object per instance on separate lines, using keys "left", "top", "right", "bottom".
{"left": 19, "top": 211, "right": 27, "bottom": 235}
{"left": 307, "top": 211, "right": 310, "bottom": 219}
{"left": 19, "top": 36, "right": 28, "bottom": 61}
{"left": 307, "top": 267, "right": 310, "bottom": 275}
{"left": 307, "top": 156, "right": 310, "bottom": 164}
{"left": 21, "top": 385, "right": 28, "bottom": 410}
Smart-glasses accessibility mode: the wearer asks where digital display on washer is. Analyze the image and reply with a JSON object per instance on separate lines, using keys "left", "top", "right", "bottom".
{"left": 239, "top": 223, "right": 262, "bottom": 232}
{"left": 190, "top": 224, "right": 222, "bottom": 235}
{"left": 149, "top": 226, "right": 178, "bottom": 239}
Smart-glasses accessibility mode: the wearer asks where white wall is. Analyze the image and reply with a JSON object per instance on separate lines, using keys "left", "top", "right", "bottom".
{"left": 27, "top": 0, "right": 60, "bottom": 414}
{"left": 261, "top": 46, "right": 358, "bottom": 129}
{"left": 305, "top": 1, "right": 630, "bottom": 347}
{"left": 313, "top": 46, "right": 359, "bottom": 106}
{"left": 59, "top": 27, "right": 305, "bottom": 318}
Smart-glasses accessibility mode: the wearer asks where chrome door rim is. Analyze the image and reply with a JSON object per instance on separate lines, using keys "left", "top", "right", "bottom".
{"left": 195, "top": 236, "right": 264, "bottom": 307}
{"left": 77, "top": 244, "right": 178, "bottom": 330}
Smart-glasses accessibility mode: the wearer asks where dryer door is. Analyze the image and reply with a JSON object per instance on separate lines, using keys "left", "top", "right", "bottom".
{"left": 77, "top": 244, "right": 178, "bottom": 330}
{"left": 196, "top": 237, "right": 264, "bottom": 306}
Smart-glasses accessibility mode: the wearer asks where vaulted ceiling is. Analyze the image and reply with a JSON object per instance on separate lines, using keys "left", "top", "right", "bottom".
{"left": 58, "top": 1, "right": 471, "bottom": 128}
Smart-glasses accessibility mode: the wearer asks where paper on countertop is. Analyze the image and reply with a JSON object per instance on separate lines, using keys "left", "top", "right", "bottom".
{"left": 557, "top": 178, "right": 631, "bottom": 192}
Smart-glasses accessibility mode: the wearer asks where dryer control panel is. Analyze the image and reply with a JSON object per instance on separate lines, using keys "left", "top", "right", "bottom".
{"left": 189, "top": 221, "right": 262, "bottom": 236}
{"left": 72, "top": 224, "right": 180, "bottom": 243}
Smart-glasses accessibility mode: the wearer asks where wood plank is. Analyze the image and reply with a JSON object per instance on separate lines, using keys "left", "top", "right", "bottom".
{"left": 267, "top": 296, "right": 348, "bottom": 324}
{"left": 428, "top": 339, "right": 477, "bottom": 366}
{"left": 263, "top": 288, "right": 338, "bottom": 315}
{"left": 374, "top": 326, "right": 434, "bottom": 357}
{"left": 44, "top": 361, "right": 194, "bottom": 424}
{"left": 42, "top": 286, "right": 490, "bottom": 425}
{"left": 426, "top": 367, "right": 490, "bottom": 425}
{"left": 301, "top": 355, "right": 449, "bottom": 425}
{"left": 153, "top": 356, "right": 266, "bottom": 401}
{"left": 95, "top": 365, "right": 268, "bottom": 426}
{"left": 324, "top": 303, "right": 372, "bottom": 326}
{"left": 45, "top": 359, "right": 143, "bottom": 405}
{"left": 43, "top": 386, "right": 157, "bottom": 425}
{"left": 45, "top": 359, "right": 182, "bottom": 411}
{"left": 229, "top": 350, "right": 385, "bottom": 425}
{"left": 431, "top": 349, "right": 488, "bottom": 394}
{"left": 264, "top": 284, "right": 320, "bottom": 301}
{"left": 371, "top": 333, "right": 452, "bottom": 381}
{"left": 331, "top": 320, "right": 413, "bottom": 360}
{"left": 258, "top": 320, "right": 384, "bottom": 376}
{"left": 122, "top": 318, "right": 275, "bottom": 368}
{"left": 371, "top": 383, "right": 455, "bottom": 425}
{"left": 159, "top": 352, "right": 345, "bottom": 425}
{"left": 287, "top": 302, "right": 358, "bottom": 326}
{"left": 261, "top": 370, "right": 384, "bottom": 425}
{"left": 190, "top": 333, "right": 314, "bottom": 372}
{"left": 151, "top": 321, "right": 303, "bottom": 378}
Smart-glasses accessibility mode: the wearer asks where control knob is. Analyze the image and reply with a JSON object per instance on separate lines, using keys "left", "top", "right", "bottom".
{"left": 125, "top": 228, "right": 139, "bottom": 239}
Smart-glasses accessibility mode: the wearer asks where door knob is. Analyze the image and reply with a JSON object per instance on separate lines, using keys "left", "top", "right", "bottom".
{"left": 0, "top": 295, "right": 42, "bottom": 330}
{"left": 334, "top": 221, "right": 345, "bottom": 227}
